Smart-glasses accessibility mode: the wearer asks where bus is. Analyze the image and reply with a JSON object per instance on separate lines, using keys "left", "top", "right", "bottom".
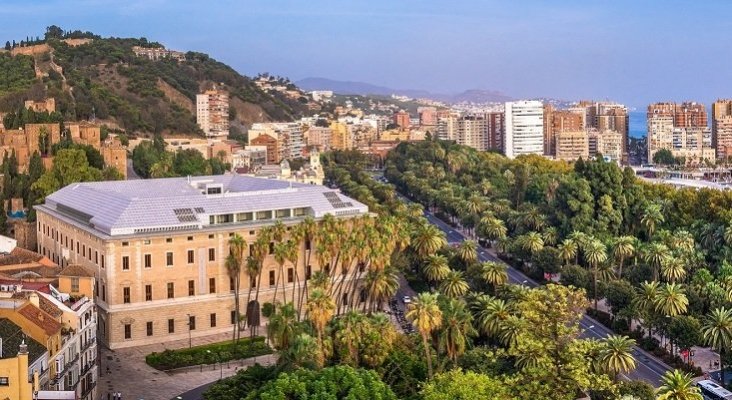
{"left": 697, "top": 380, "right": 732, "bottom": 400}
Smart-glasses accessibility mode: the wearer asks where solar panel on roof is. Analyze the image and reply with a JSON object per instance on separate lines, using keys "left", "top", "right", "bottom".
{"left": 194, "top": 207, "right": 205, "bottom": 213}
{"left": 323, "top": 192, "right": 352, "bottom": 209}
{"left": 173, "top": 208, "right": 198, "bottom": 223}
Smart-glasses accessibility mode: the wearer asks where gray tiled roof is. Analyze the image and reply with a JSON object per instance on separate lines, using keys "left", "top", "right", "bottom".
{"left": 40, "top": 175, "right": 368, "bottom": 236}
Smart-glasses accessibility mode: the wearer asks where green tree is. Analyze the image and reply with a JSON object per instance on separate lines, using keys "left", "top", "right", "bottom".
{"left": 439, "top": 270, "right": 470, "bottom": 299}
{"left": 702, "top": 307, "right": 732, "bottom": 386}
{"left": 598, "top": 335, "right": 636, "bottom": 381}
{"left": 655, "top": 370, "right": 702, "bottom": 400}
{"left": 245, "top": 365, "right": 397, "bottom": 400}
{"left": 421, "top": 369, "right": 511, "bottom": 400}
{"left": 406, "top": 292, "right": 442, "bottom": 379}
{"left": 32, "top": 149, "right": 103, "bottom": 197}
{"left": 653, "top": 149, "right": 677, "bottom": 166}
{"left": 438, "top": 297, "right": 476, "bottom": 363}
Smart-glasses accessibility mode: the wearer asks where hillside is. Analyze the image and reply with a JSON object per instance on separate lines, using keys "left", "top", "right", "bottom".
{"left": 0, "top": 27, "right": 316, "bottom": 137}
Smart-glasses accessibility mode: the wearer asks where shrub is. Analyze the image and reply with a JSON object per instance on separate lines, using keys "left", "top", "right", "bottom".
{"left": 145, "top": 337, "right": 271, "bottom": 370}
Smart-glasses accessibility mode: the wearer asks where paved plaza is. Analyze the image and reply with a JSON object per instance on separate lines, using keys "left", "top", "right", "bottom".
{"left": 98, "top": 331, "right": 276, "bottom": 400}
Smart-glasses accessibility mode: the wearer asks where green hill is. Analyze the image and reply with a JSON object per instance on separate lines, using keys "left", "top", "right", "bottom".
{"left": 0, "top": 26, "right": 315, "bottom": 137}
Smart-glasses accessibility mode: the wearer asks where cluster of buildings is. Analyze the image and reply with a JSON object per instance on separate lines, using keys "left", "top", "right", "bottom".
{"left": 131, "top": 45, "right": 185, "bottom": 62}
{"left": 646, "top": 102, "right": 714, "bottom": 164}
{"left": 0, "top": 98, "right": 128, "bottom": 176}
{"left": 0, "top": 238, "right": 98, "bottom": 400}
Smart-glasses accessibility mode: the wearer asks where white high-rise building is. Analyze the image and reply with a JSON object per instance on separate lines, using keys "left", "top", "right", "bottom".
{"left": 504, "top": 100, "right": 544, "bottom": 158}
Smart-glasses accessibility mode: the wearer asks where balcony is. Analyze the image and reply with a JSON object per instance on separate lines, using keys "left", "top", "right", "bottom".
{"left": 63, "top": 353, "right": 80, "bottom": 373}
{"left": 81, "top": 338, "right": 96, "bottom": 352}
{"left": 80, "top": 358, "right": 97, "bottom": 375}
{"left": 81, "top": 380, "right": 97, "bottom": 398}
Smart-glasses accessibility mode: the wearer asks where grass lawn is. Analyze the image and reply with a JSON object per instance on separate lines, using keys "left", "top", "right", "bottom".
{"left": 145, "top": 336, "right": 272, "bottom": 370}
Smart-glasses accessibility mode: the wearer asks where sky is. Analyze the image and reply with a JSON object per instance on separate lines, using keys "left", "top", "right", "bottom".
{"left": 2, "top": 0, "right": 732, "bottom": 108}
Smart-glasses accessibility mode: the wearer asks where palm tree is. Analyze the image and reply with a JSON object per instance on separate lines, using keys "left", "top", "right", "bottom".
{"left": 478, "top": 216, "right": 507, "bottom": 245}
{"left": 725, "top": 222, "right": 732, "bottom": 246}
{"left": 411, "top": 222, "right": 447, "bottom": 259}
{"left": 439, "top": 270, "right": 470, "bottom": 299}
{"left": 558, "top": 239, "right": 578, "bottom": 266}
{"left": 273, "top": 241, "right": 289, "bottom": 306}
{"left": 406, "top": 292, "right": 443, "bottom": 379}
{"left": 702, "top": 307, "right": 732, "bottom": 387}
{"left": 542, "top": 226, "right": 559, "bottom": 247}
{"left": 423, "top": 255, "right": 450, "bottom": 285}
{"left": 644, "top": 242, "right": 670, "bottom": 282}
{"left": 598, "top": 335, "right": 636, "bottom": 381}
{"left": 661, "top": 258, "right": 687, "bottom": 283}
{"left": 641, "top": 203, "right": 665, "bottom": 238}
{"left": 333, "top": 311, "right": 365, "bottom": 366}
{"left": 282, "top": 333, "right": 320, "bottom": 369}
{"left": 364, "top": 267, "right": 400, "bottom": 312}
{"left": 266, "top": 302, "right": 298, "bottom": 351}
{"left": 306, "top": 288, "right": 335, "bottom": 365}
{"left": 521, "top": 231, "right": 544, "bottom": 256}
{"left": 585, "top": 240, "right": 607, "bottom": 310}
{"left": 654, "top": 283, "right": 688, "bottom": 317}
{"left": 297, "top": 217, "right": 317, "bottom": 316}
{"left": 479, "top": 261, "right": 508, "bottom": 293}
{"left": 225, "top": 254, "right": 241, "bottom": 342}
{"left": 656, "top": 370, "right": 702, "bottom": 400}
{"left": 633, "top": 281, "right": 660, "bottom": 336}
{"left": 244, "top": 255, "right": 260, "bottom": 331}
{"left": 612, "top": 236, "right": 635, "bottom": 278}
{"left": 470, "top": 294, "right": 511, "bottom": 338}
{"left": 672, "top": 230, "right": 695, "bottom": 253}
{"left": 250, "top": 232, "right": 271, "bottom": 337}
{"left": 438, "top": 298, "right": 477, "bottom": 363}
{"left": 456, "top": 240, "right": 478, "bottom": 265}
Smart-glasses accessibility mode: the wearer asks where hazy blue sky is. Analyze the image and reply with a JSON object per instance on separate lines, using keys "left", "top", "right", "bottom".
{"left": 2, "top": 0, "right": 732, "bottom": 108}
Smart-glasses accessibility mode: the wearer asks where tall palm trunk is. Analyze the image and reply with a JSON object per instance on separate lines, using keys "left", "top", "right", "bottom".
{"left": 298, "top": 241, "right": 313, "bottom": 318}
{"left": 422, "top": 333, "right": 434, "bottom": 379}
{"left": 618, "top": 255, "right": 625, "bottom": 278}
{"left": 232, "top": 275, "right": 239, "bottom": 343}
{"left": 244, "top": 275, "right": 253, "bottom": 333}
{"left": 252, "top": 263, "right": 264, "bottom": 338}
{"left": 593, "top": 265, "right": 598, "bottom": 310}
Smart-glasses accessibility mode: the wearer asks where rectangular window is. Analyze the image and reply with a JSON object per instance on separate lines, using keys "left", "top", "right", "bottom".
{"left": 187, "top": 236, "right": 194, "bottom": 241}
{"left": 166, "top": 238, "right": 172, "bottom": 243}
{"left": 168, "top": 319, "right": 175, "bottom": 333}
{"left": 306, "top": 265, "right": 312, "bottom": 280}
{"left": 0, "top": 377, "right": 8, "bottom": 386}
{"left": 229, "top": 277, "right": 235, "bottom": 291}
{"left": 144, "top": 254, "right": 152, "bottom": 268}
{"left": 166, "top": 252, "right": 173, "bottom": 266}
{"left": 231, "top": 310, "right": 236, "bottom": 324}
{"left": 167, "top": 282, "right": 174, "bottom": 299}
{"left": 123, "top": 287, "right": 130, "bottom": 304}
{"left": 208, "top": 248, "right": 215, "bottom": 261}
{"left": 275, "top": 209, "right": 291, "bottom": 218}
{"left": 102, "top": 285, "right": 106, "bottom": 302}
{"left": 101, "top": 255, "right": 105, "bottom": 269}
{"left": 143, "top": 239, "right": 151, "bottom": 245}
{"left": 269, "top": 242, "right": 275, "bottom": 255}
{"left": 251, "top": 276, "right": 257, "bottom": 288}
{"left": 256, "top": 210, "right": 272, "bottom": 220}
{"left": 269, "top": 270, "right": 275, "bottom": 286}
{"left": 122, "top": 241, "right": 129, "bottom": 247}
{"left": 294, "top": 207, "right": 307, "bottom": 217}
{"left": 146, "top": 321, "right": 153, "bottom": 337}
{"left": 236, "top": 212, "right": 253, "bottom": 222}
{"left": 187, "top": 250, "right": 194, "bottom": 264}
{"left": 288, "top": 268, "right": 294, "bottom": 283}
{"left": 145, "top": 285, "right": 152, "bottom": 301}
{"left": 188, "top": 315, "right": 196, "bottom": 330}
{"left": 95, "top": 251, "right": 98, "bottom": 264}
{"left": 208, "top": 234, "right": 215, "bottom": 239}
{"left": 305, "top": 239, "right": 311, "bottom": 251}
{"left": 71, "top": 277, "right": 79, "bottom": 293}
{"left": 122, "top": 256, "right": 129, "bottom": 271}
{"left": 124, "top": 324, "right": 131, "bottom": 339}
{"left": 209, "top": 278, "right": 216, "bottom": 294}
{"left": 188, "top": 280, "right": 195, "bottom": 296}
{"left": 210, "top": 313, "right": 216, "bottom": 327}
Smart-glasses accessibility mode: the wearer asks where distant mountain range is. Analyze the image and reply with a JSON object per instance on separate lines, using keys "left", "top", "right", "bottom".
{"left": 296, "top": 77, "right": 513, "bottom": 104}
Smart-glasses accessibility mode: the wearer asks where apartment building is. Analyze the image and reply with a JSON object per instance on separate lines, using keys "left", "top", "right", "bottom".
{"left": 35, "top": 175, "right": 369, "bottom": 349}
{"left": 554, "top": 131, "right": 589, "bottom": 161}
{"left": 393, "top": 110, "right": 410, "bottom": 129}
{"left": 648, "top": 102, "right": 713, "bottom": 162}
{"left": 131, "top": 46, "right": 186, "bottom": 62}
{"left": 196, "top": 89, "right": 230, "bottom": 138}
{"left": 588, "top": 130, "right": 623, "bottom": 162}
{"left": 248, "top": 123, "right": 304, "bottom": 162}
{"left": 444, "top": 113, "right": 503, "bottom": 152}
{"left": 504, "top": 100, "right": 544, "bottom": 158}
{"left": 543, "top": 106, "right": 583, "bottom": 157}
{"left": 712, "top": 99, "right": 732, "bottom": 160}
